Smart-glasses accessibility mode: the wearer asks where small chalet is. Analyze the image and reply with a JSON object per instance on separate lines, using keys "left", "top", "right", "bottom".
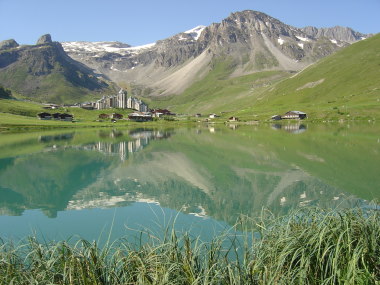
{"left": 209, "top": 113, "right": 220, "bottom": 119}
{"left": 195, "top": 113, "right": 202, "bottom": 118}
{"left": 282, "top": 111, "right": 307, "bottom": 120}
{"left": 111, "top": 113, "right": 123, "bottom": 119}
{"left": 98, "top": 113, "right": 110, "bottom": 119}
{"left": 229, "top": 116, "right": 239, "bottom": 122}
{"left": 37, "top": 112, "right": 52, "bottom": 120}
{"left": 271, "top": 115, "right": 282, "bottom": 121}
{"left": 52, "top": 113, "right": 62, "bottom": 120}
{"left": 42, "top": 104, "right": 60, "bottom": 110}
{"left": 128, "top": 112, "right": 153, "bottom": 122}
{"left": 80, "top": 102, "right": 95, "bottom": 110}
{"left": 151, "top": 109, "right": 175, "bottom": 118}
{"left": 59, "top": 113, "right": 74, "bottom": 121}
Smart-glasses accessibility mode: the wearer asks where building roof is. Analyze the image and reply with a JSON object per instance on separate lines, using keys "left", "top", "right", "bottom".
{"left": 287, "top": 110, "right": 306, "bottom": 115}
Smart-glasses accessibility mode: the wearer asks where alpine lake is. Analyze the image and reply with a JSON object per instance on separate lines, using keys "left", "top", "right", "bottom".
{"left": 0, "top": 122, "right": 379, "bottom": 244}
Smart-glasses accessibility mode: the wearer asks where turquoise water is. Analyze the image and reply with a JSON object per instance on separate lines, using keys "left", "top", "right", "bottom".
{"left": 0, "top": 123, "right": 378, "bottom": 241}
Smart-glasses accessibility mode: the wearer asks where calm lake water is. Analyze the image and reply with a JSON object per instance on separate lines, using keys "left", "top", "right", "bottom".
{"left": 0, "top": 122, "right": 379, "bottom": 242}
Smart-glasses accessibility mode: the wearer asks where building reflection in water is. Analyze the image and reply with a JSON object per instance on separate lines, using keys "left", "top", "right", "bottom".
{"left": 271, "top": 123, "right": 307, "bottom": 134}
{"left": 78, "top": 129, "right": 172, "bottom": 161}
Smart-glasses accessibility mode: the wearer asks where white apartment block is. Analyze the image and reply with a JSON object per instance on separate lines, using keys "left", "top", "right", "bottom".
{"left": 95, "top": 89, "right": 148, "bottom": 112}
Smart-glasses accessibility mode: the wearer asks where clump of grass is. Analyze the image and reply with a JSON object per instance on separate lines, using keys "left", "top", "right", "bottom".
{"left": 0, "top": 207, "right": 379, "bottom": 284}
{"left": 247, "top": 206, "right": 380, "bottom": 284}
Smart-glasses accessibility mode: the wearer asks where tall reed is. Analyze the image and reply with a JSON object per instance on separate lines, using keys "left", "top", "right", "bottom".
{"left": 0, "top": 206, "right": 378, "bottom": 284}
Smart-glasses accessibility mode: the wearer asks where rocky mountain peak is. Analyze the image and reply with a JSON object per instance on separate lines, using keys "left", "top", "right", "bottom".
{"left": 0, "top": 39, "right": 19, "bottom": 50}
{"left": 301, "top": 26, "right": 368, "bottom": 43}
{"left": 36, "top": 34, "right": 53, "bottom": 45}
{"left": 225, "top": 10, "right": 284, "bottom": 32}
{"left": 60, "top": 10, "right": 369, "bottom": 98}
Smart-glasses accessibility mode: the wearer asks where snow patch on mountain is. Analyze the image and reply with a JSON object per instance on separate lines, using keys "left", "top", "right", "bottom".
{"left": 296, "top": 36, "right": 310, "bottom": 42}
{"left": 184, "top": 25, "right": 206, "bottom": 40}
{"left": 62, "top": 41, "right": 156, "bottom": 56}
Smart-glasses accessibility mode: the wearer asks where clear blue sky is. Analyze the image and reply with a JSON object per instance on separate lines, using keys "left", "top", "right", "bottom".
{"left": 1, "top": 0, "right": 379, "bottom": 46}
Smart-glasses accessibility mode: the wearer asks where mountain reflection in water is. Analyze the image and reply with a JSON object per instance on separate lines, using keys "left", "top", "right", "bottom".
{"left": 0, "top": 124, "right": 378, "bottom": 228}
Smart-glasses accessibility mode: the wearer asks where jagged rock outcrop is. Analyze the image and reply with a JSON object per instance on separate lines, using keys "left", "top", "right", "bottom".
{"left": 36, "top": 34, "right": 53, "bottom": 45}
{"left": 0, "top": 34, "right": 114, "bottom": 103}
{"left": 301, "top": 26, "right": 368, "bottom": 43}
{"left": 0, "top": 39, "right": 19, "bottom": 51}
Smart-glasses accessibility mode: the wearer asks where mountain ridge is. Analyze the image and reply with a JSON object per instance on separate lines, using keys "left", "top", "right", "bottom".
{"left": 0, "top": 34, "right": 115, "bottom": 103}
{"left": 61, "top": 10, "right": 370, "bottom": 99}
{"left": 0, "top": 10, "right": 374, "bottom": 107}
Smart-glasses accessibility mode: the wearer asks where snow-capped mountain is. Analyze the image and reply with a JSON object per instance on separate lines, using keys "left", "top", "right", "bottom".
{"left": 61, "top": 10, "right": 370, "bottom": 97}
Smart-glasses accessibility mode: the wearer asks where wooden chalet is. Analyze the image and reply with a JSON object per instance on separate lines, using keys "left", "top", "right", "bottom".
{"left": 209, "top": 113, "right": 220, "bottom": 119}
{"left": 60, "top": 113, "right": 73, "bottom": 121}
{"left": 128, "top": 112, "right": 153, "bottom": 122}
{"left": 37, "top": 112, "right": 52, "bottom": 120}
{"left": 98, "top": 113, "right": 110, "bottom": 119}
{"left": 228, "top": 116, "right": 239, "bottom": 122}
{"left": 52, "top": 113, "right": 62, "bottom": 120}
{"left": 111, "top": 113, "right": 123, "bottom": 119}
{"left": 282, "top": 111, "right": 307, "bottom": 120}
{"left": 271, "top": 115, "right": 282, "bottom": 121}
{"left": 151, "top": 108, "right": 175, "bottom": 118}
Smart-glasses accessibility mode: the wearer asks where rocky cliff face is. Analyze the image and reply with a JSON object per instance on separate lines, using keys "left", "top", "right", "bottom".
{"left": 36, "top": 34, "right": 53, "bottom": 45}
{"left": 301, "top": 26, "right": 368, "bottom": 43}
{"left": 0, "top": 34, "right": 113, "bottom": 103}
{"left": 61, "top": 10, "right": 369, "bottom": 98}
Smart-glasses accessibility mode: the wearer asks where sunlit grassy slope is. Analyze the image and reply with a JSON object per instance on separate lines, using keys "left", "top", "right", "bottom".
{"left": 0, "top": 99, "right": 144, "bottom": 128}
{"left": 151, "top": 34, "right": 380, "bottom": 120}
{"left": 239, "top": 33, "right": 380, "bottom": 120}
{"left": 150, "top": 58, "right": 290, "bottom": 114}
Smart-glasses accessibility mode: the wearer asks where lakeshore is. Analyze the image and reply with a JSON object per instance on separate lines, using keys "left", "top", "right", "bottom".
{"left": 1, "top": 206, "right": 379, "bottom": 284}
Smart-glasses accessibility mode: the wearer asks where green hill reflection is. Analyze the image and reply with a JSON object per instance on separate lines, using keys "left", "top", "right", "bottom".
{"left": 0, "top": 123, "right": 378, "bottom": 224}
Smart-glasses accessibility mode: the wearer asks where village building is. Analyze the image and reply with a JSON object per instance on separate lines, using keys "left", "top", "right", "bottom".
{"left": 37, "top": 112, "right": 52, "bottom": 120}
{"left": 209, "top": 113, "right": 220, "bottom": 119}
{"left": 111, "top": 113, "right": 123, "bottom": 120}
{"left": 128, "top": 112, "right": 153, "bottom": 122}
{"left": 42, "top": 104, "right": 60, "bottom": 110}
{"left": 282, "top": 111, "right": 307, "bottom": 120}
{"left": 52, "top": 113, "right": 62, "bottom": 120}
{"left": 80, "top": 102, "right": 95, "bottom": 110}
{"left": 151, "top": 108, "right": 175, "bottom": 118}
{"left": 59, "top": 113, "right": 73, "bottom": 121}
{"left": 37, "top": 112, "right": 73, "bottom": 121}
{"left": 98, "top": 113, "right": 110, "bottom": 119}
{"left": 93, "top": 89, "right": 149, "bottom": 112}
{"left": 229, "top": 116, "right": 239, "bottom": 122}
{"left": 271, "top": 115, "right": 282, "bottom": 121}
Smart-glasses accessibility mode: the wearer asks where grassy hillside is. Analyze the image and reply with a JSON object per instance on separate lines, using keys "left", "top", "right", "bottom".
{"left": 238, "top": 33, "right": 380, "bottom": 120}
{"left": 150, "top": 35, "right": 380, "bottom": 120}
{"left": 1, "top": 35, "right": 379, "bottom": 124}
{"left": 150, "top": 58, "right": 290, "bottom": 114}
